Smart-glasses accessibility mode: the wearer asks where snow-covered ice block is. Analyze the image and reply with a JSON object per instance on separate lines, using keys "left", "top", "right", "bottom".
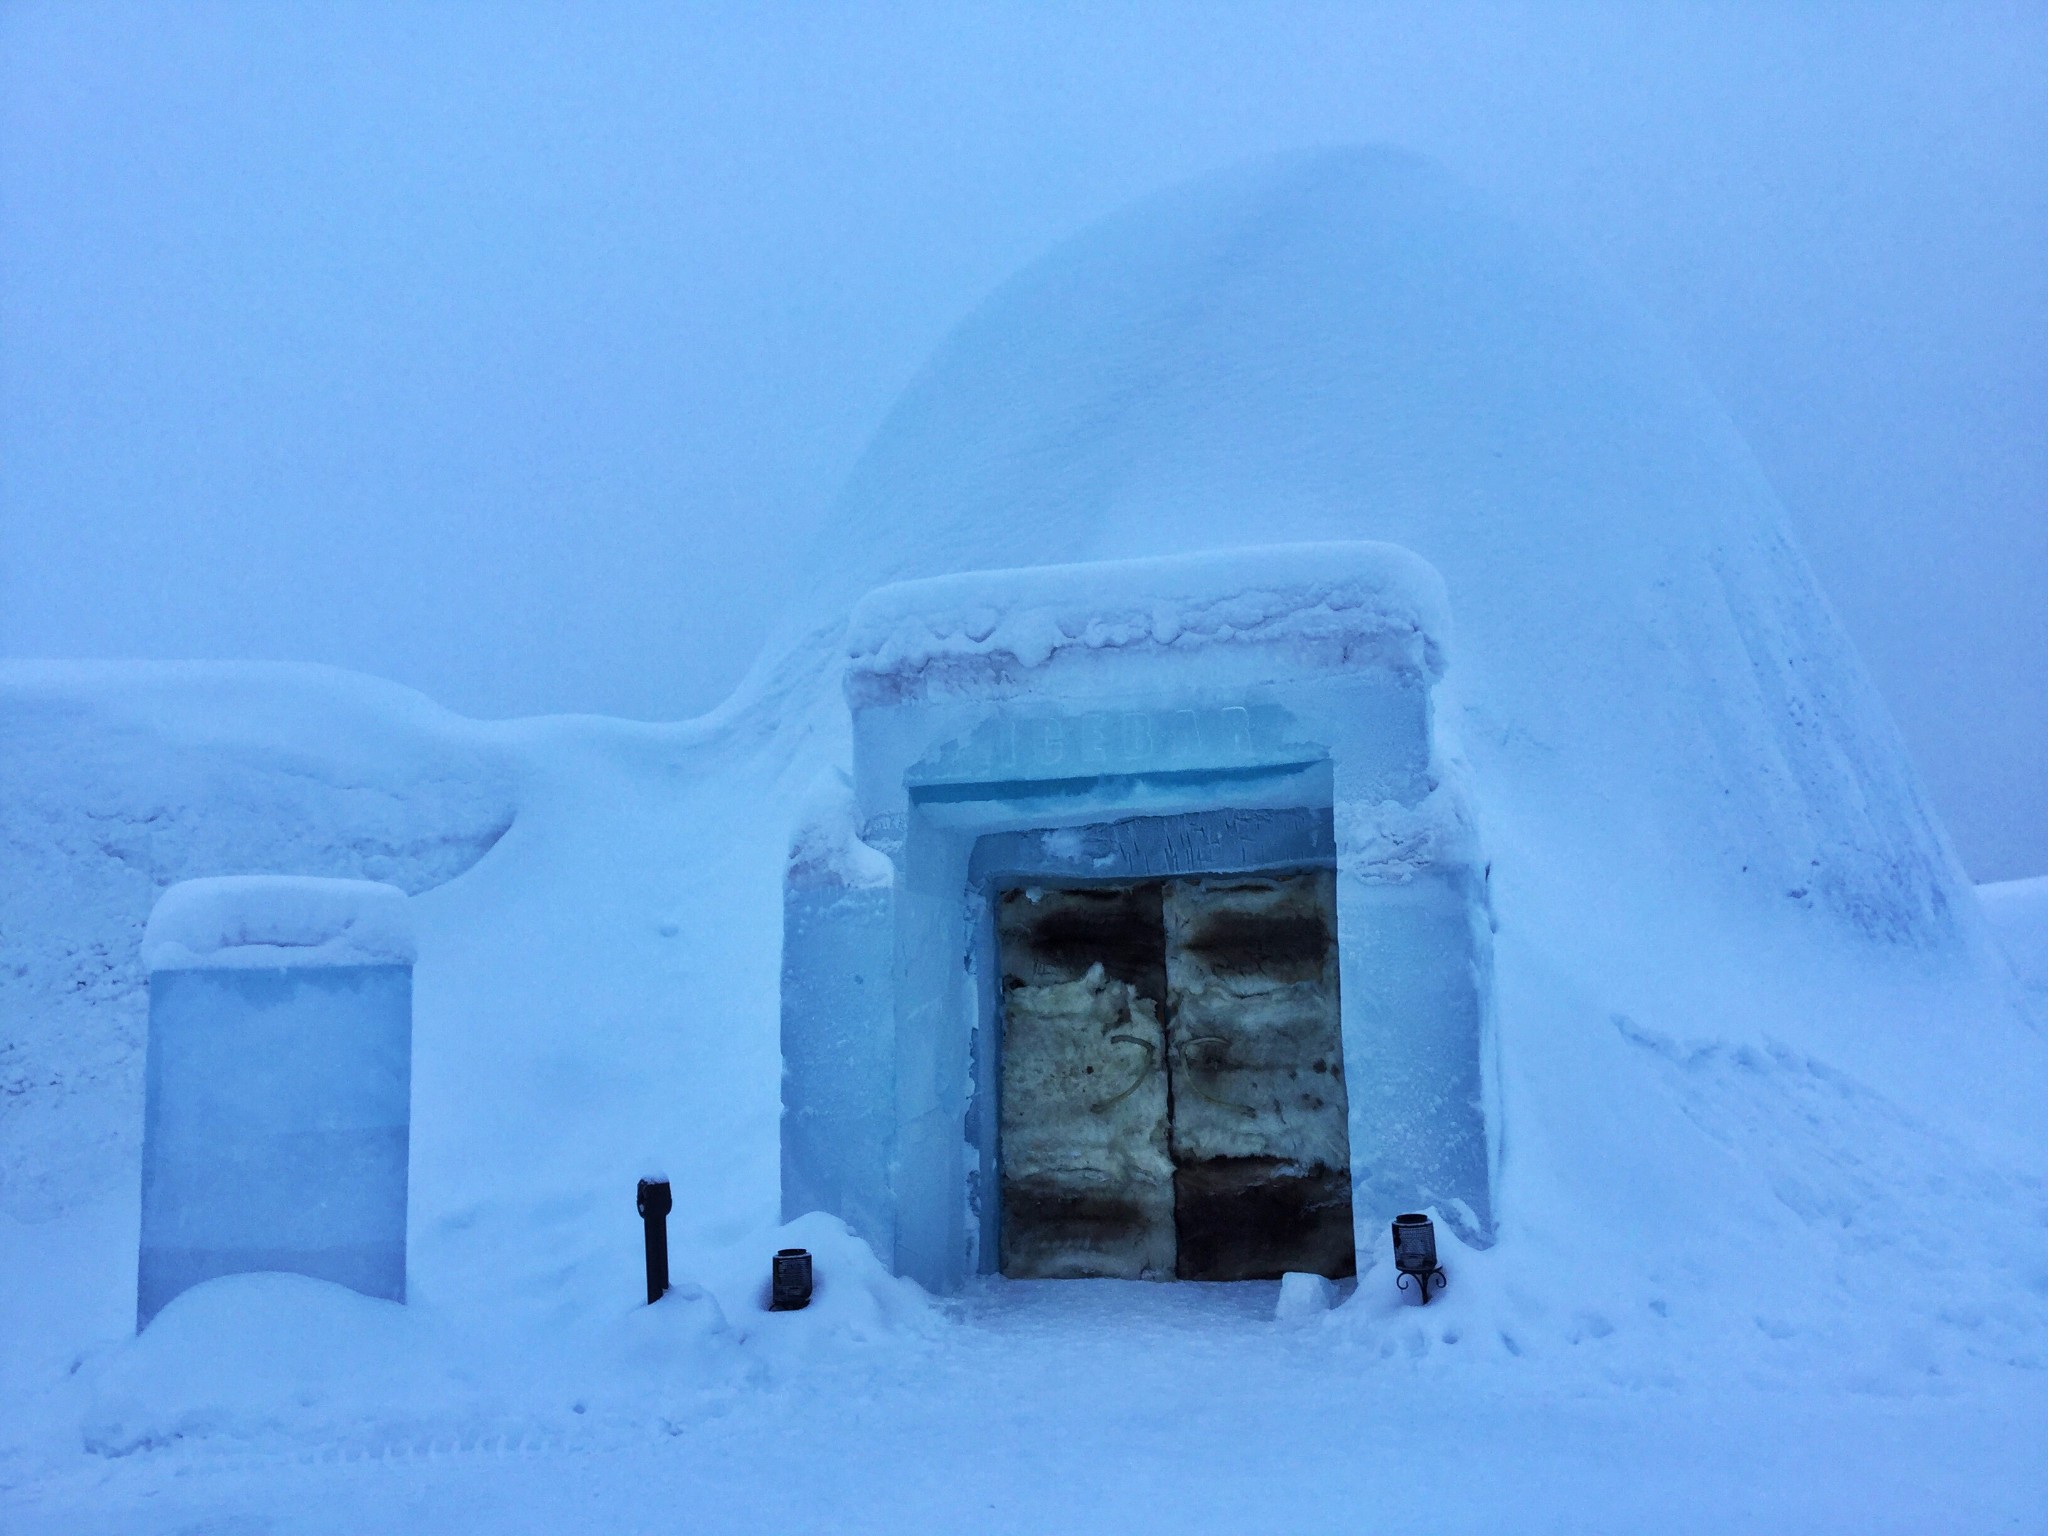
{"left": 137, "top": 877, "right": 413, "bottom": 1329}
{"left": 1275, "top": 1271, "right": 1338, "bottom": 1321}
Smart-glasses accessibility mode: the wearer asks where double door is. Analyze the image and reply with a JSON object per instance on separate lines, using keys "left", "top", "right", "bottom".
{"left": 996, "top": 870, "right": 1354, "bottom": 1281}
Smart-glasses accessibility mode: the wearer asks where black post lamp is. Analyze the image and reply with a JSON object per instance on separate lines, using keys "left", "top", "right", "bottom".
{"left": 1391, "top": 1212, "right": 1447, "bottom": 1304}
{"left": 637, "top": 1177, "right": 672, "bottom": 1305}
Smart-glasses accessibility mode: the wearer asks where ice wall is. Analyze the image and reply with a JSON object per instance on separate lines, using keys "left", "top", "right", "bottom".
{"left": 137, "top": 878, "right": 414, "bottom": 1328}
{"left": 780, "top": 774, "right": 896, "bottom": 1259}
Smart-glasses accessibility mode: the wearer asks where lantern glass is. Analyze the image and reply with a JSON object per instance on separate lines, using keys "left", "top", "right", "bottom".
{"left": 1391, "top": 1212, "right": 1437, "bottom": 1273}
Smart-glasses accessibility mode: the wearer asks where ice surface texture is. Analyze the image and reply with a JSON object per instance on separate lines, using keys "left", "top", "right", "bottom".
{"left": 137, "top": 877, "right": 414, "bottom": 1328}
{"left": 781, "top": 774, "right": 896, "bottom": 1256}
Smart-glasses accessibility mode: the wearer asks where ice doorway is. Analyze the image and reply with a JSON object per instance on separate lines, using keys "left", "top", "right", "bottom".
{"left": 779, "top": 545, "right": 1497, "bottom": 1296}
{"left": 996, "top": 872, "right": 1354, "bottom": 1281}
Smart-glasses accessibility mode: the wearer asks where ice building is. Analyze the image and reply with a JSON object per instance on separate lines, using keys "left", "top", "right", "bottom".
{"left": 778, "top": 147, "right": 2042, "bottom": 1298}
{"left": 137, "top": 877, "right": 413, "bottom": 1327}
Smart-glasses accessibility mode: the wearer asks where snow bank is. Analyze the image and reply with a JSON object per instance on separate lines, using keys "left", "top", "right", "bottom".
{"left": 86, "top": 1274, "right": 501, "bottom": 1456}
{"left": 83, "top": 1271, "right": 745, "bottom": 1457}
{"left": 81, "top": 1218, "right": 932, "bottom": 1456}
{"left": 0, "top": 661, "right": 515, "bottom": 1224}
{"left": 141, "top": 876, "right": 415, "bottom": 972}
{"left": 695, "top": 1212, "right": 941, "bottom": 1370}
{"left": 785, "top": 769, "right": 894, "bottom": 893}
{"left": 1274, "top": 1271, "right": 1339, "bottom": 1322}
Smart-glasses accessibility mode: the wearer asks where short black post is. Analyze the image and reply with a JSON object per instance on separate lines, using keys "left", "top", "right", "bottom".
{"left": 771, "top": 1247, "right": 813, "bottom": 1311}
{"left": 636, "top": 1177, "right": 672, "bottom": 1304}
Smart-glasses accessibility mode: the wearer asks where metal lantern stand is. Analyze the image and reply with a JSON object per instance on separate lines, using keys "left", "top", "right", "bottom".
{"left": 1391, "top": 1212, "right": 1447, "bottom": 1304}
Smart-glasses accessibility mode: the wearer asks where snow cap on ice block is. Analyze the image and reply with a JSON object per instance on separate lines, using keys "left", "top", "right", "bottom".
{"left": 141, "top": 874, "right": 416, "bottom": 972}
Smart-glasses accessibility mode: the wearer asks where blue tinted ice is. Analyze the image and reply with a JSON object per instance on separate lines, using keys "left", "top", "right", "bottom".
{"left": 137, "top": 878, "right": 413, "bottom": 1328}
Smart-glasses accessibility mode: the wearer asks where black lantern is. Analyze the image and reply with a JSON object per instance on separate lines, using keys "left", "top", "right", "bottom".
{"left": 1391, "top": 1213, "right": 1446, "bottom": 1304}
{"left": 771, "top": 1247, "right": 813, "bottom": 1311}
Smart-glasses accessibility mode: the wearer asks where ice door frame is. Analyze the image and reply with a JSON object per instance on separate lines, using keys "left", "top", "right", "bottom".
{"left": 892, "top": 758, "right": 1336, "bottom": 1288}
{"left": 861, "top": 695, "right": 1497, "bottom": 1293}
{"left": 816, "top": 679, "right": 1499, "bottom": 1294}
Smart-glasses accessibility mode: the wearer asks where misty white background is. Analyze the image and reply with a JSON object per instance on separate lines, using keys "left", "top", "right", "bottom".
{"left": 2, "top": 3, "right": 2041, "bottom": 880}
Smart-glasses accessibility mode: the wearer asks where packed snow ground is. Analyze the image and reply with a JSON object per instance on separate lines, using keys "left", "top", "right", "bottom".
{"left": 9, "top": 1281, "right": 2048, "bottom": 1536}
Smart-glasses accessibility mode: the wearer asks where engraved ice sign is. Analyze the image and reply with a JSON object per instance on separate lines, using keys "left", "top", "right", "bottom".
{"left": 908, "top": 704, "right": 1288, "bottom": 787}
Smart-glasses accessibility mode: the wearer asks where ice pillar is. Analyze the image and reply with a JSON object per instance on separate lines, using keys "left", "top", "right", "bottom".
{"left": 780, "top": 778, "right": 898, "bottom": 1260}
{"left": 136, "top": 876, "right": 414, "bottom": 1329}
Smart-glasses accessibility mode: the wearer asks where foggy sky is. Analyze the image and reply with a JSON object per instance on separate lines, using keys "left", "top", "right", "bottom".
{"left": 2, "top": 3, "right": 2042, "bottom": 880}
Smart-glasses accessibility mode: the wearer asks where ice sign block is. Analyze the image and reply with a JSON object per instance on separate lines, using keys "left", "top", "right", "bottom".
{"left": 136, "top": 876, "right": 414, "bottom": 1329}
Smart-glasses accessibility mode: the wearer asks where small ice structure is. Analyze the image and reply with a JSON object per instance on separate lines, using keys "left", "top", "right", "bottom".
{"left": 782, "top": 543, "right": 1492, "bottom": 1293}
{"left": 137, "top": 876, "right": 414, "bottom": 1328}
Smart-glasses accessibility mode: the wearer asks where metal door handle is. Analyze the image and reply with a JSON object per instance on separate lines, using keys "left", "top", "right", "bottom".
{"left": 1088, "top": 1034, "right": 1158, "bottom": 1112}
{"left": 1174, "top": 1035, "right": 1257, "bottom": 1118}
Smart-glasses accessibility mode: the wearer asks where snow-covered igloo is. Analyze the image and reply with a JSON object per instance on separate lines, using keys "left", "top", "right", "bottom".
{"left": 783, "top": 544, "right": 1491, "bottom": 1292}
{"left": 773, "top": 145, "right": 2042, "bottom": 1303}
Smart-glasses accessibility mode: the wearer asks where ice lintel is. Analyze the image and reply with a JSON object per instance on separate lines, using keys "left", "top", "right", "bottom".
{"left": 844, "top": 542, "right": 1449, "bottom": 707}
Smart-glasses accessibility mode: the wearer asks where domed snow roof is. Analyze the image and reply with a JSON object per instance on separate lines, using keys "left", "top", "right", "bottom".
{"left": 764, "top": 145, "right": 2039, "bottom": 1144}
